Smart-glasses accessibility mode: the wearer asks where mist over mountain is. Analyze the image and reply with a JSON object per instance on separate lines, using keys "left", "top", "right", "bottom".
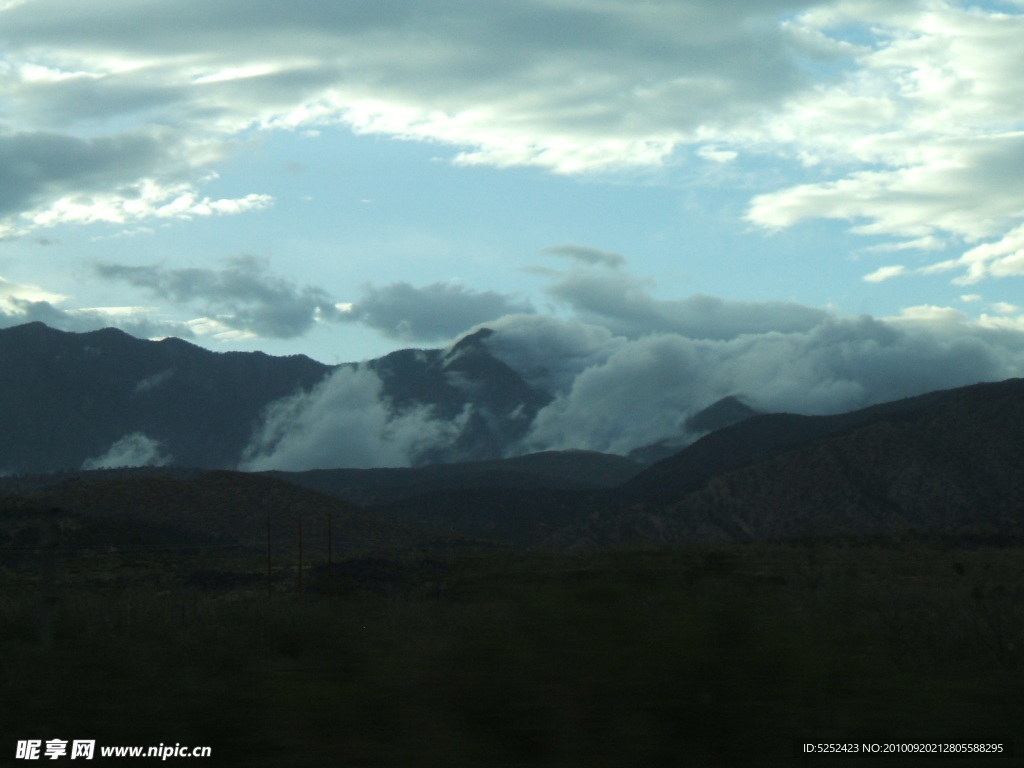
{"left": 0, "top": 322, "right": 330, "bottom": 474}
{"left": 3, "top": 374, "right": 1023, "bottom": 551}
{"left": 3, "top": 313, "right": 1024, "bottom": 476}
{"left": 362, "top": 378, "right": 1024, "bottom": 549}
{"left": 608, "top": 377, "right": 1024, "bottom": 546}
{"left": 0, "top": 322, "right": 554, "bottom": 475}
{"left": 240, "top": 328, "right": 552, "bottom": 471}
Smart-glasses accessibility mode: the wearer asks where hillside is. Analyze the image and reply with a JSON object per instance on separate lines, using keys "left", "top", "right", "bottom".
{"left": 3, "top": 374, "right": 1022, "bottom": 552}
{"left": 0, "top": 322, "right": 330, "bottom": 473}
{"left": 264, "top": 449, "right": 643, "bottom": 507}
{"left": 575, "top": 377, "right": 1024, "bottom": 546}
{"left": 358, "top": 378, "right": 1024, "bottom": 549}
{"left": 0, "top": 322, "right": 552, "bottom": 474}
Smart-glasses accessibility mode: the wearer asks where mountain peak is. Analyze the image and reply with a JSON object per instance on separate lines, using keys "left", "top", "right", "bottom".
{"left": 684, "top": 395, "right": 760, "bottom": 434}
{"left": 445, "top": 327, "right": 495, "bottom": 359}
{"left": 1, "top": 320, "right": 61, "bottom": 338}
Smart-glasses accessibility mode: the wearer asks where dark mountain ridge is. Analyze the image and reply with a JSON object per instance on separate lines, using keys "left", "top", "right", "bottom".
{"left": 0, "top": 322, "right": 330, "bottom": 473}
{"left": 620, "top": 385, "right": 952, "bottom": 504}
{"left": 596, "top": 376, "right": 1024, "bottom": 545}
{"left": 362, "top": 378, "right": 1024, "bottom": 548}
{"left": 627, "top": 395, "right": 762, "bottom": 464}
{"left": 262, "top": 449, "right": 643, "bottom": 507}
{"left": 5, "top": 374, "right": 1021, "bottom": 550}
{"left": 0, "top": 322, "right": 551, "bottom": 474}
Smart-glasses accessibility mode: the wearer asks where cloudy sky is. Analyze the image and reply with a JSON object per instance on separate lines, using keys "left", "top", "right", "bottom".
{"left": 1, "top": 0, "right": 1023, "bottom": 367}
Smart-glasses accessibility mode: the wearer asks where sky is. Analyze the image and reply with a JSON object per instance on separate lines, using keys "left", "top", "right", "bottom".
{"left": 2, "top": 1, "right": 1024, "bottom": 463}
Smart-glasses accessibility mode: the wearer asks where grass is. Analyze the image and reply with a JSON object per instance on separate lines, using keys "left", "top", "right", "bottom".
{"left": 1, "top": 539, "right": 1023, "bottom": 766}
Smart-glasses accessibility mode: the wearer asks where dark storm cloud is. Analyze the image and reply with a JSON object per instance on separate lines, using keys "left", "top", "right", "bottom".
{"left": 341, "top": 281, "right": 535, "bottom": 342}
{"left": 0, "top": 298, "right": 195, "bottom": 339}
{"left": 95, "top": 255, "right": 339, "bottom": 339}
{"left": 0, "top": 0, "right": 831, "bottom": 181}
{"left": 0, "top": 131, "right": 165, "bottom": 219}
{"left": 546, "top": 268, "right": 827, "bottom": 340}
{"left": 542, "top": 244, "right": 625, "bottom": 269}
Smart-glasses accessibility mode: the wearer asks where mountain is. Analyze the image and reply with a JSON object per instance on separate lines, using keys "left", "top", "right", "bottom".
{"left": 0, "top": 322, "right": 550, "bottom": 474}
{"left": 580, "top": 377, "right": 1024, "bottom": 546}
{"left": 627, "top": 395, "right": 762, "bottom": 464}
{"left": 364, "top": 327, "right": 552, "bottom": 464}
{"left": 263, "top": 449, "right": 643, "bottom": 507}
{"left": 0, "top": 322, "right": 330, "bottom": 474}
{"left": 346, "top": 378, "right": 1024, "bottom": 549}
{"left": 619, "top": 386, "right": 950, "bottom": 505}
{"left": 2, "top": 377, "right": 1021, "bottom": 551}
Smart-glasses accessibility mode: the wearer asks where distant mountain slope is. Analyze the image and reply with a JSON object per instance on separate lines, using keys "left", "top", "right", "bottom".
{"left": 590, "top": 377, "right": 1024, "bottom": 545}
{"left": 361, "top": 378, "right": 1024, "bottom": 549}
{"left": 17, "top": 471, "right": 475, "bottom": 554}
{"left": 364, "top": 327, "right": 552, "bottom": 464}
{"left": 0, "top": 322, "right": 330, "bottom": 473}
{"left": 627, "top": 395, "right": 762, "bottom": 464}
{"left": 620, "top": 386, "right": 951, "bottom": 504}
{"left": 3, "top": 377, "right": 1021, "bottom": 552}
{"left": 0, "top": 322, "right": 552, "bottom": 474}
{"left": 265, "top": 449, "right": 643, "bottom": 506}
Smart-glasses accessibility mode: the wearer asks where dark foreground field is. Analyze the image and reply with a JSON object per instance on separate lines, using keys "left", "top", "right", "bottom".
{"left": 2, "top": 538, "right": 1023, "bottom": 766}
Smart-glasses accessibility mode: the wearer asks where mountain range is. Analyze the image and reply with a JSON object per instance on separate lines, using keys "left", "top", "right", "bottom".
{"left": 0, "top": 322, "right": 775, "bottom": 476}
{"left": 1, "top": 317, "right": 1021, "bottom": 551}
{"left": 0, "top": 322, "right": 556, "bottom": 474}
{"left": 280, "top": 376, "right": 1024, "bottom": 548}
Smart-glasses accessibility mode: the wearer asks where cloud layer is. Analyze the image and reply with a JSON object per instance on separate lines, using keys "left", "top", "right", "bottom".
{"left": 484, "top": 310, "right": 1024, "bottom": 456}
{"left": 241, "top": 365, "right": 466, "bottom": 470}
{"left": 4, "top": 0, "right": 1021, "bottom": 284}
{"left": 96, "top": 255, "right": 340, "bottom": 339}
{"left": 339, "top": 281, "right": 534, "bottom": 342}
{"left": 81, "top": 432, "right": 172, "bottom": 470}
{"left": 238, "top": 281, "right": 1024, "bottom": 469}
{"left": 0, "top": 276, "right": 195, "bottom": 338}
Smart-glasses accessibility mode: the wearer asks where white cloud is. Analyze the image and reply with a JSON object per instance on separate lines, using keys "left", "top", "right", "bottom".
{"left": 0, "top": 0, "right": 826, "bottom": 237}
{"left": 862, "top": 265, "right": 907, "bottom": 283}
{"left": 241, "top": 365, "right": 466, "bottom": 470}
{"left": 697, "top": 146, "right": 738, "bottom": 163}
{"left": 218, "top": 275, "right": 1024, "bottom": 468}
{"left": 0, "top": 274, "right": 196, "bottom": 338}
{"left": 0, "top": 0, "right": 1020, "bottom": 288}
{"left": 740, "top": 2, "right": 1024, "bottom": 282}
{"left": 95, "top": 255, "right": 339, "bottom": 339}
{"left": 888, "top": 304, "right": 968, "bottom": 323}
{"left": 82, "top": 432, "right": 172, "bottom": 470}
{"left": 0, "top": 275, "right": 67, "bottom": 307}
{"left": 479, "top": 309, "right": 1024, "bottom": 456}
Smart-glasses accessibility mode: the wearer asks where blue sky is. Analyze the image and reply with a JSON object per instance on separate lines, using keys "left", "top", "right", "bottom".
{"left": 1, "top": 0, "right": 1023, "bottom": 370}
